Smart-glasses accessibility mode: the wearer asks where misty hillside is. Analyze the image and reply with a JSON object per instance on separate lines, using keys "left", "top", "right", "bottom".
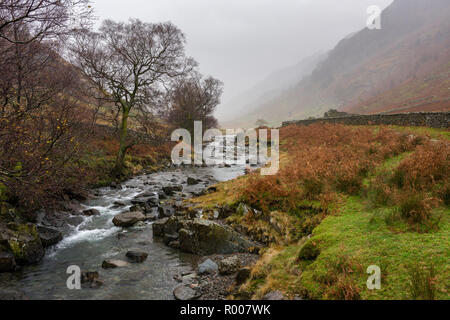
{"left": 227, "top": 0, "right": 450, "bottom": 128}
{"left": 218, "top": 52, "right": 326, "bottom": 125}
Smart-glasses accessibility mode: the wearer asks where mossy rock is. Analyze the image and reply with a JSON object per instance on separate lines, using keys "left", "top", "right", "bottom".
{"left": 297, "top": 240, "right": 320, "bottom": 261}
{"left": 0, "top": 223, "right": 44, "bottom": 266}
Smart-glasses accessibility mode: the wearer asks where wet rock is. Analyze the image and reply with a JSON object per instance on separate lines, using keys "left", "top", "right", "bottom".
{"left": 81, "top": 271, "right": 103, "bottom": 289}
{"left": 112, "top": 201, "right": 126, "bottom": 208}
{"left": 0, "top": 223, "right": 44, "bottom": 266}
{"left": 187, "top": 177, "right": 199, "bottom": 185}
{"left": 262, "top": 290, "right": 285, "bottom": 300}
{"left": 162, "top": 185, "right": 183, "bottom": 196}
{"left": 173, "top": 284, "right": 201, "bottom": 300}
{"left": 235, "top": 268, "right": 252, "bottom": 285}
{"left": 112, "top": 211, "right": 146, "bottom": 227}
{"left": 126, "top": 250, "right": 148, "bottom": 263}
{"left": 0, "top": 252, "right": 16, "bottom": 272}
{"left": 152, "top": 218, "right": 169, "bottom": 237}
{"left": 198, "top": 259, "right": 218, "bottom": 275}
{"left": 129, "top": 205, "right": 141, "bottom": 212}
{"left": 37, "top": 226, "right": 62, "bottom": 248}
{"left": 82, "top": 209, "right": 100, "bottom": 216}
{"left": 66, "top": 216, "right": 84, "bottom": 227}
{"left": 153, "top": 217, "right": 257, "bottom": 255}
{"left": 102, "top": 259, "right": 130, "bottom": 269}
{"left": 218, "top": 256, "right": 241, "bottom": 275}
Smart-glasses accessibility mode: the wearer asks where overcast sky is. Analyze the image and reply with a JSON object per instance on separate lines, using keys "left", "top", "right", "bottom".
{"left": 90, "top": 0, "right": 393, "bottom": 118}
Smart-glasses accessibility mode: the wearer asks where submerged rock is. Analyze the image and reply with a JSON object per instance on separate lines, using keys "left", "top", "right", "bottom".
{"left": 112, "top": 211, "right": 146, "bottom": 227}
{"left": 37, "top": 226, "right": 62, "bottom": 248}
{"left": 187, "top": 177, "right": 199, "bottom": 185}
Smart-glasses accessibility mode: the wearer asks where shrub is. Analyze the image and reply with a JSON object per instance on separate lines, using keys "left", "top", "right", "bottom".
{"left": 398, "top": 192, "right": 432, "bottom": 225}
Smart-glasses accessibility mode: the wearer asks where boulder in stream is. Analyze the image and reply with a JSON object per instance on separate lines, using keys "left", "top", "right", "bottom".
{"left": 102, "top": 259, "right": 130, "bottom": 269}
{"left": 112, "top": 211, "right": 146, "bottom": 227}
{"left": 82, "top": 209, "right": 100, "bottom": 216}
{"left": 37, "top": 226, "right": 62, "bottom": 248}
{"left": 126, "top": 250, "right": 148, "bottom": 263}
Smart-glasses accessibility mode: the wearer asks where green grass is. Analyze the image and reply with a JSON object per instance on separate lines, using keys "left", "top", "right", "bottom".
{"left": 299, "top": 196, "right": 449, "bottom": 300}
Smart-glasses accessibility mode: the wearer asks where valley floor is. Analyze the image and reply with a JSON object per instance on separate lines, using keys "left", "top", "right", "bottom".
{"left": 190, "top": 124, "right": 450, "bottom": 300}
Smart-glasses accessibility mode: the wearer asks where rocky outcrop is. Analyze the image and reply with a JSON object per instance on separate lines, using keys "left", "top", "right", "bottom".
{"left": 0, "top": 223, "right": 44, "bottom": 266}
{"left": 112, "top": 211, "right": 146, "bottom": 227}
{"left": 152, "top": 217, "right": 258, "bottom": 255}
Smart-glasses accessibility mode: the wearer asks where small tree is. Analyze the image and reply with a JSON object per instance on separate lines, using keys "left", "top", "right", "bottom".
{"left": 166, "top": 73, "right": 223, "bottom": 136}
{"left": 71, "top": 19, "right": 195, "bottom": 175}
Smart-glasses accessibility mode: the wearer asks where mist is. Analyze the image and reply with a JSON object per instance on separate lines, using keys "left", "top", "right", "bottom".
{"left": 90, "top": 0, "right": 393, "bottom": 120}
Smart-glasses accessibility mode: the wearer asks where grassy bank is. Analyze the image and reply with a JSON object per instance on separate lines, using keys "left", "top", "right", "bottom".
{"left": 190, "top": 123, "right": 450, "bottom": 300}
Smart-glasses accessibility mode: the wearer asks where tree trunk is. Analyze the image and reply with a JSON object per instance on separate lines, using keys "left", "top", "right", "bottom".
{"left": 114, "top": 106, "right": 130, "bottom": 176}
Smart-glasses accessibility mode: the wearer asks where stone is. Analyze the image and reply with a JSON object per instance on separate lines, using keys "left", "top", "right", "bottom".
{"left": 81, "top": 271, "right": 99, "bottom": 283}
{"left": 218, "top": 256, "right": 241, "bottom": 275}
{"left": 153, "top": 216, "right": 257, "bottom": 255}
{"left": 37, "top": 226, "right": 62, "bottom": 248}
{"left": 126, "top": 250, "right": 148, "bottom": 263}
{"left": 173, "top": 284, "right": 201, "bottom": 300}
{"left": 198, "top": 259, "right": 218, "bottom": 275}
{"left": 0, "top": 252, "right": 16, "bottom": 272}
{"left": 262, "top": 290, "right": 285, "bottom": 300}
{"left": 82, "top": 209, "right": 100, "bottom": 216}
{"left": 112, "top": 211, "right": 146, "bottom": 227}
{"left": 102, "top": 259, "right": 130, "bottom": 269}
{"left": 0, "top": 223, "right": 44, "bottom": 265}
{"left": 235, "top": 268, "right": 252, "bottom": 285}
{"left": 162, "top": 185, "right": 183, "bottom": 196}
{"left": 187, "top": 177, "right": 199, "bottom": 185}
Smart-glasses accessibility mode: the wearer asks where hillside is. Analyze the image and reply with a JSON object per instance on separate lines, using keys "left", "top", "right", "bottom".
{"left": 219, "top": 52, "right": 326, "bottom": 126}
{"left": 226, "top": 0, "right": 450, "bottom": 128}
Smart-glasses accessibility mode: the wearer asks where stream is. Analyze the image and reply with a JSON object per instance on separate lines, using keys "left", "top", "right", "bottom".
{"left": 0, "top": 136, "right": 261, "bottom": 300}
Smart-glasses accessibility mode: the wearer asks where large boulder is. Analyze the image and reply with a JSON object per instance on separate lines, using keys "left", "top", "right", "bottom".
{"left": 0, "top": 252, "right": 16, "bottom": 272}
{"left": 152, "top": 217, "right": 257, "bottom": 255}
{"left": 112, "top": 211, "right": 146, "bottom": 227}
{"left": 37, "top": 226, "right": 62, "bottom": 248}
{"left": 0, "top": 223, "right": 44, "bottom": 266}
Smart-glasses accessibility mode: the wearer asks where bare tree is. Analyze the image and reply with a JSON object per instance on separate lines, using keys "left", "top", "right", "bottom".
{"left": 0, "top": 0, "right": 92, "bottom": 44}
{"left": 71, "top": 19, "right": 196, "bottom": 175}
{"left": 166, "top": 73, "right": 223, "bottom": 136}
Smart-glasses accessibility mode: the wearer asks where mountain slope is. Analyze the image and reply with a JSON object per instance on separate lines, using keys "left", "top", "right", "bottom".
{"left": 227, "top": 0, "right": 450, "bottom": 127}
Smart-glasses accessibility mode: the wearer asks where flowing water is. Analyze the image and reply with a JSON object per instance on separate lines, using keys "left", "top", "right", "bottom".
{"left": 0, "top": 136, "right": 264, "bottom": 300}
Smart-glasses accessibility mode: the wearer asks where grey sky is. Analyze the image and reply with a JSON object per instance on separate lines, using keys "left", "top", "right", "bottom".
{"left": 90, "top": 0, "right": 393, "bottom": 119}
